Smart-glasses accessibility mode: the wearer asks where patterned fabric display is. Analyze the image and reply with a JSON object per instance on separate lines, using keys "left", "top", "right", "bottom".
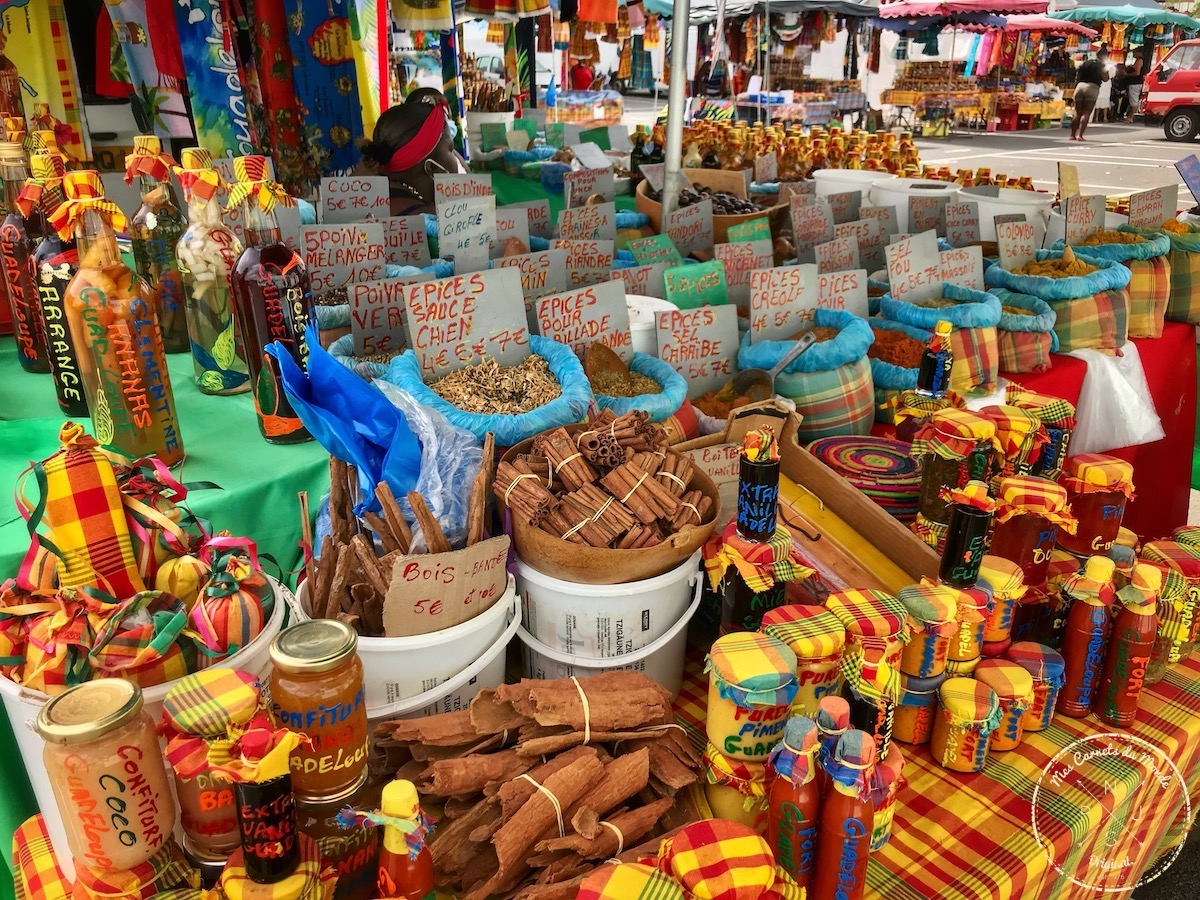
{"left": 703, "top": 522, "right": 813, "bottom": 594}
{"left": 1124, "top": 255, "right": 1171, "bottom": 339}
{"left": 1046, "top": 288, "right": 1129, "bottom": 353}
{"left": 72, "top": 840, "right": 198, "bottom": 900}
{"left": 1061, "top": 453, "right": 1135, "bottom": 498}
{"left": 706, "top": 632, "right": 798, "bottom": 710}
{"left": 760, "top": 603, "right": 845, "bottom": 659}
{"left": 577, "top": 863, "right": 686, "bottom": 900}
{"left": 659, "top": 819, "right": 802, "bottom": 900}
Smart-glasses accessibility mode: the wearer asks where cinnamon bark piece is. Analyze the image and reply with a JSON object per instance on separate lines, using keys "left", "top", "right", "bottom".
{"left": 376, "top": 708, "right": 475, "bottom": 745}
{"left": 537, "top": 797, "right": 674, "bottom": 858}
{"left": 409, "top": 491, "right": 453, "bottom": 553}
{"left": 419, "top": 748, "right": 531, "bottom": 797}
{"left": 495, "top": 673, "right": 671, "bottom": 732}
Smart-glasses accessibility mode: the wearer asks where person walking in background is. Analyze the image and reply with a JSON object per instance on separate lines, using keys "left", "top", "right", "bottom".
{"left": 1072, "top": 49, "right": 1110, "bottom": 141}
{"left": 1126, "top": 55, "right": 1145, "bottom": 121}
{"left": 1112, "top": 64, "right": 1129, "bottom": 120}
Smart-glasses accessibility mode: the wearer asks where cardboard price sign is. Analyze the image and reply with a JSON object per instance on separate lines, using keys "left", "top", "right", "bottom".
{"left": 885, "top": 231, "right": 942, "bottom": 303}
{"left": 827, "top": 191, "right": 862, "bottom": 225}
{"left": 909, "top": 194, "right": 949, "bottom": 237}
{"left": 779, "top": 182, "right": 814, "bottom": 203}
{"left": 726, "top": 217, "right": 772, "bottom": 243}
{"left": 640, "top": 163, "right": 666, "bottom": 193}
{"left": 496, "top": 250, "right": 568, "bottom": 302}
{"left": 754, "top": 152, "right": 778, "bottom": 185}
{"left": 666, "top": 198, "right": 715, "bottom": 256}
{"left": 492, "top": 206, "right": 532, "bottom": 258}
{"left": 536, "top": 281, "right": 634, "bottom": 363}
{"left": 552, "top": 239, "right": 615, "bottom": 287}
{"left": 1058, "top": 162, "right": 1081, "bottom": 200}
{"left": 656, "top": 304, "right": 739, "bottom": 399}
{"left": 404, "top": 268, "right": 530, "bottom": 379}
{"left": 791, "top": 200, "right": 835, "bottom": 260}
{"left": 629, "top": 233, "right": 683, "bottom": 266}
{"left": 816, "top": 236, "right": 859, "bottom": 274}
{"left": 834, "top": 219, "right": 884, "bottom": 272}
{"left": 432, "top": 173, "right": 493, "bottom": 202}
{"left": 350, "top": 274, "right": 432, "bottom": 356}
{"left": 1127, "top": 185, "right": 1180, "bottom": 230}
{"left": 382, "top": 535, "right": 510, "bottom": 637}
{"left": 749, "top": 265, "right": 815, "bottom": 343}
{"left": 862, "top": 205, "right": 898, "bottom": 239}
{"left": 321, "top": 176, "right": 390, "bottom": 223}
{"left": 714, "top": 239, "right": 774, "bottom": 312}
{"left": 380, "top": 216, "right": 432, "bottom": 268}
{"left": 559, "top": 201, "right": 616, "bottom": 242}
{"left": 569, "top": 143, "right": 613, "bottom": 171}
{"left": 565, "top": 167, "right": 616, "bottom": 207}
{"left": 944, "top": 201, "right": 981, "bottom": 248}
{"left": 438, "top": 194, "right": 497, "bottom": 275}
{"left": 1063, "top": 194, "right": 1108, "bottom": 245}
{"left": 939, "top": 246, "right": 984, "bottom": 291}
{"left": 664, "top": 258, "right": 727, "bottom": 311}
{"left": 509, "top": 199, "right": 553, "bottom": 240}
{"left": 613, "top": 262, "right": 667, "bottom": 299}
{"left": 302, "top": 223, "right": 386, "bottom": 293}
{"left": 995, "top": 214, "right": 1038, "bottom": 271}
{"left": 817, "top": 269, "right": 868, "bottom": 319}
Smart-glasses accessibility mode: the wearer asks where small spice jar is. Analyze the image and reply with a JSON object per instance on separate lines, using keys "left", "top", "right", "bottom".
{"left": 897, "top": 583, "right": 960, "bottom": 678}
{"left": 944, "top": 655, "right": 981, "bottom": 677}
{"left": 989, "top": 476, "right": 1075, "bottom": 586}
{"left": 702, "top": 743, "right": 770, "bottom": 835}
{"left": 913, "top": 408, "right": 999, "bottom": 524}
{"left": 930, "top": 677, "right": 1002, "bottom": 774}
{"left": 760, "top": 604, "right": 846, "bottom": 717}
{"left": 974, "top": 659, "right": 1035, "bottom": 752}
{"left": 825, "top": 588, "right": 911, "bottom": 672}
{"left": 1145, "top": 568, "right": 1193, "bottom": 685}
{"left": 35, "top": 680, "right": 177, "bottom": 873}
{"left": 706, "top": 632, "right": 798, "bottom": 761}
{"left": 1057, "top": 454, "right": 1134, "bottom": 556}
{"left": 839, "top": 648, "right": 900, "bottom": 759}
{"left": 980, "top": 404, "right": 1047, "bottom": 481}
{"left": 1004, "top": 641, "right": 1067, "bottom": 732}
{"left": 949, "top": 580, "right": 993, "bottom": 662}
{"left": 269, "top": 619, "right": 369, "bottom": 802}
{"left": 893, "top": 672, "right": 946, "bottom": 745}
{"left": 868, "top": 744, "right": 906, "bottom": 851}
{"left": 979, "top": 555, "right": 1026, "bottom": 644}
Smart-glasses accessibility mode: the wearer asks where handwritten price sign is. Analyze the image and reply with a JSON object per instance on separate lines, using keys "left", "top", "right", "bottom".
{"left": 629, "top": 233, "right": 682, "bottom": 266}
{"left": 791, "top": 200, "right": 835, "bottom": 261}
{"left": 666, "top": 199, "right": 715, "bottom": 256}
{"left": 995, "top": 215, "right": 1038, "bottom": 271}
{"left": 432, "top": 174, "right": 493, "bottom": 202}
{"left": 939, "top": 246, "right": 984, "bottom": 291}
{"left": 817, "top": 269, "right": 868, "bottom": 319}
{"left": 909, "top": 194, "right": 949, "bottom": 237}
{"left": 827, "top": 191, "right": 862, "bottom": 225}
{"left": 508, "top": 199, "right": 553, "bottom": 240}
{"left": 1127, "top": 185, "right": 1179, "bottom": 230}
{"left": 536, "top": 281, "right": 634, "bottom": 362}
{"left": 302, "top": 223, "right": 386, "bottom": 293}
{"left": 656, "top": 304, "right": 739, "bottom": 398}
{"left": 381, "top": 536, "right": 510, "bottom": 636}
{"left": 350, "top": 274, "right": 432, "bottom": 356}
{"left": 945, "top": 201, "right": 981, "bottom": 248}
{"left": 559, "top": 201, "right": 616, "bottom": 242}
{"left": 714, "top": 239, "right": 774, "bottom": 312}
{"left": 437, "top": 193, "right": 497, "bottom": 275}
{"left": 885, "top": 231, "right": 942, "bottom": 303}
{"left": 552, "top": 239, "right": 615, "bottom": 287}
{"left": 321, "top": 176, "right": 389, "bottom": 223}
{"left": 749, "top": 265, "right": 815, "bottom": 343}
{"left": 380, "top": 216, "right": 432, "bottom": 268}
{"left": 613, "top": 262, "right": 668, "bottom": 299}
{"left": 816, "top": 236, "right": 859, "bottom": 274}
{"left": 1063, "top": 195, "right": 1107, "bottom": 245}
{"left": 492, "top": 207, "right": 531, "bottom": 258}
{"left": 496, "top": 250, "right": 568, "bottom": 302}
{"left": 565, "top": 168, "right": 616, "bottom": 207}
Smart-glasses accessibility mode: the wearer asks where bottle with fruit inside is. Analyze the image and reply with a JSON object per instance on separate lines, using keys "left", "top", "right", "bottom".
{"left": 0, "top": 131, "right": 49, "bottom": 373}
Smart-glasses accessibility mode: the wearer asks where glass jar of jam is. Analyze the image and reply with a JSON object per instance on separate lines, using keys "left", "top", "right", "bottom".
{"left": 897, "top": 583, "right": 959, "bottom": 679}
{"left": 269, "top": 619, "right": 369, "bottom": 802}
{"left": 990, "top": 475, "right": 1073, "bottom": 586}
{"left": 914, "top": 409, "right": 997, "bottom": 525}
{"left": 1057, "top": 454, "right": 1133, "bottom": 556}
{"left": 36, "top": 679, "right": 176, "bottom": 873}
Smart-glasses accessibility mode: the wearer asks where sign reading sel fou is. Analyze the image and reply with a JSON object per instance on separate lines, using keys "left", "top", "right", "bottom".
{"left": 302, "top": 223, "right": 386, "bottom": 293}
{"left": 404, "top": 268, "right": 530, "bottom": 379}
{"left": 656, "top": 304, "right": 739, "bottom": 399}
{"left": 536, "top": 281, "right": 634, "bottom": 363}
{"left": 321, "top": 176, "right": 389, "bottom": 223}
{"left": 350, "top": 274, "right": 432, "bottom": 356}
{"left": 885, "top": 231, "right": 942, "bottom": 303}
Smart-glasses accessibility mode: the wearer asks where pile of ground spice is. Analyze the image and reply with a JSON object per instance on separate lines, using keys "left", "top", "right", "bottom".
{"left": 590, "top": 369, "right": 662, "bottom": 398}
{"left": 868, "top": 328, "right": 925, "bottom": 368}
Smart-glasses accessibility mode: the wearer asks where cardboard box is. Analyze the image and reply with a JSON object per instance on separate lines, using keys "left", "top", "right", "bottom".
{"left": 677, "top": 400, "right": 940, "bottom": 594}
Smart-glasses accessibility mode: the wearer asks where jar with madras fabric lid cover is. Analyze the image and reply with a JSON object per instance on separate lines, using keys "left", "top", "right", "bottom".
{"left": 760, "top": 604, "right": 846, "bottom": 717}
{"left": 897, "top": 582, "right": 960, "bottom": 678}
{"left": 1057, "top": 454, "right": 1134, "bottom": 556}
{"left": 705, "top": 631, "right": 798, "bottom": 762}
{"left": 974, "top": 659, "right": 1035, "bottom": 751}
{"left": 1143, "top": 567, "right": 1193, "bottom": 685}
{"left": 990, "top": 476, "right": 1077, "bottom": 586}
{"left": 978, "top": 555, "right": 1027, "bottom": 643}
{"left": 1004, "top": 641, "right": 1066, "bottom": 732}
{"left": 912, "top": 408, "right": 1000, "bottom": 525}
{"left": 1140, "top": 540, "right": 1200, "bottom": 649}
{"left": 825, "top": 588, "right": 912, "bottom": 672}
{"left": 1005, "top": 385, "right": 1075, "bottom": 480}
{"left": 702, "top": 743, "right": 770, "bottom": 833}
{"left": 893, "top": 671, "right": 946, "bottom": 744}
{"left": 931, "top": 677, "right": 1002, "bottom": 773}
{"left": 814, "top": 695, "right": 850, "bottom": 797}
{"left": 839, "top": 647, "right": 901, "bottom": 759}
{"left": 939, "top": 481, "right": 996, "bottom": 589}
{"left": 979, "top": 404, "right": 1048, "bottom": 483}
{"left": 949, "top": 579, "right": 994, "bottom": 662}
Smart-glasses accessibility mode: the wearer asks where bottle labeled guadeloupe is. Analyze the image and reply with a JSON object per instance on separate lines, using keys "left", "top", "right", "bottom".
{"left": 226, "top": 155, "right": 312, "bottom": 444}
{"left": 0, "top": 126, "right": 50, "bottom": 373}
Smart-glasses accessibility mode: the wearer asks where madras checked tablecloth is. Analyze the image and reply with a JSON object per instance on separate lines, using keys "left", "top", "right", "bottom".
{"left": 674, "top": 644, "right": 1200, "bottom": 899}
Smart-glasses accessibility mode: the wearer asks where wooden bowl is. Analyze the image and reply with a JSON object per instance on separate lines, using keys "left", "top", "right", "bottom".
{"left": 635, "top": 173, "right": 788, "bottom": 246}
{"left": 501, "top": 425, "right": 722, "bottom": 584}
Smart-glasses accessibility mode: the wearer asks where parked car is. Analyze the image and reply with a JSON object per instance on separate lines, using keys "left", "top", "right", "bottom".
{"left": 1141, "top": 39, "right": 1200, "bottom": 140}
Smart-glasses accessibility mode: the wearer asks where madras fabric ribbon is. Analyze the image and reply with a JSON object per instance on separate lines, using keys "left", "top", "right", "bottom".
{"left": 189, "top": 542, "right": 269, "bottom": 658}
{"left": 912, "top": 408, "right": 1002, "bottom": 462}
{"left": 703, "top": 743, "right": 769, "bottom": 809}
{"left": 1153, "top": 569, "right": 1193, "bottom": 652}
{"left": 939, "top": 480, "right": 996, "bottom": 513}
{"left": 16, "top": 150, "right": 66, "bottom": 217}
{"left": 893, "top": 389, "right": 964, "bottom": 430}
{"left": 1061, "top": 452, "right": 1136, "bottom": 500}
{"left": 49, "top": 170, "right": 127, "bottom": 239}
{"left": 994, "top": 475, "right": 1077, "bottom": 532}
{"left": 4, "top": 115, "right": 26, "bottom": 144}
{"left": 72, "top": 839, "right": 199, "bottom": 900}
{"left": 335, "top": 806, "right": 436, "bottom": 860}
{"left": 703, "top": 522, "right": 814, "bottom": 594}
{"left": 12, "top": 815, "right": 71, "bottom": 900}
{"left": 206, "top": 711, "right": 304, "bottom": 783}
{"left": 174, "top": 147, "right": 223, "bottom": 203}
{"left": 123, "top": 134, "right": 177, "bottom": 185}
{"left": 213, "top": 834, "right": 336, "bottom": 900}
{"left": 225, "top": 154, "right": 295, "bottom": 212}
{"left": 88, "top": 589, "right": 193, "bottom": 686}
{"left": 742, "top": 427, "right": 778, "bottom": 462}
{"left": 1005, "top": 384, "right": 1077, "bottom": 428}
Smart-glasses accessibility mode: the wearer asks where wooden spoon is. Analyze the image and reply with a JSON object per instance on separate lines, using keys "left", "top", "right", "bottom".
{"left": 584, "top": 342, "right": 634, "bottom": 393}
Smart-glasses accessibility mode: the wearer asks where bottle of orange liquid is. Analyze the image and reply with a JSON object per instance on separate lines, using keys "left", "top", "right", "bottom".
{"left": 376, "top": 780, "right": 435, "bottom": 899}
{"left": 809, "top": 730, "right": 876, "bottom": 900}
{"left": 767, "top": 717, "right": 820, "bottom": 889}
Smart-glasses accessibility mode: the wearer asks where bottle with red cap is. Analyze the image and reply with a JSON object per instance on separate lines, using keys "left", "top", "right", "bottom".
{"left": 1057, "top": 557, "right": 1116, "bottom": 718}
{"left": 809, "top": 730, "right": 876, "bottom": 900}
{"left": 1094, "top": 564, "right": 1160, "bottom": 728}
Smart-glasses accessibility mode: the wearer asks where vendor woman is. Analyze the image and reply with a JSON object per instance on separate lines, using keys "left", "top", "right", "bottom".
{"left": 358, "top": 89, "right": 468, "bottom": 215}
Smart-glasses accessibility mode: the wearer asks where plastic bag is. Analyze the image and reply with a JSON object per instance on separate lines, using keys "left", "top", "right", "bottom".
{"left": 738, "top": 308, "right": 874, "bottom": 374}
{"left": 880, "top": 283, "right": 1002, "bottom": 330}
{"left": 383, "top": 334, "right": 594, "bottom": 445}
{"left": 1069, "top": 341, "right": 1165, "bottom": 454}
{"left": 593, "top": 352, "right": 689, "bottom": 421}
{"left": 1051, "top": 233, "right": 1169, "bottom": 263}
{"left": 984, "top": 249, "right": 1131, "bottom": 300}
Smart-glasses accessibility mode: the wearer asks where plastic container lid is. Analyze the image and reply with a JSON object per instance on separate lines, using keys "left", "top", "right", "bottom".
{"left": 1004, "top": 641, "right": 1066, "bottom": 689}
{"left": 898, "top": 583, "right": 960, "bottom": 636}
{"left": 978, "top": 556, "right": 1026, "bottom": 600}
{"left": 826, "top": 589, "right": 911, "bottom": 642}
{"left": 163, "top": 668, "right": 261, "bottom": 737}
{"left": 706, "top": 632, "right": 798, "bottom": 709}
{"left": 761, "top": 603, "right": 846, "bottom": 659}
{"left": 974, "top": 659, "right": 1035, "bottom": 705}
{"left": 938, "top": 677, "right": 1001, "bottom": 729}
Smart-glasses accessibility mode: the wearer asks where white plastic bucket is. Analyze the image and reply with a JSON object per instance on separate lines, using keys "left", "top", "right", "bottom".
{"left": 298, "top": 576, "right": 517, "bottom": 712}
{"left": 869, "top": 178, "right": 963, "bottom": 233}
{"left": 626, "top": 294, "right": 678, "bottom": 358}
{"left": 517, "top": 551, "right": 700, "bottom": 657}
{"left": 0, "top": 576, "right": 293, "bottom": 881}
{"left": 957, "top": 185, "right": 1055, "bottom": 246}
{"left": 814, "top": 169, "right": 895, "bottom": 198}
{"left": 516, "top": 573, "right": 703, "bottom": 698}
{"left": 367, "top": 598, "right": 520, "bottom": 722}
{"left": 465, "top": 110, "right": 515, "bottom": 155}
{"left": 1044, "top": 209, "right": 1129, "bottom": 249}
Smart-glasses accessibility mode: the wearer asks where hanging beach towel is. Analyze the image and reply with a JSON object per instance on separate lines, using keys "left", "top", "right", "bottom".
{"left": 104, "top": 0, "right": 193, "bottom": 139}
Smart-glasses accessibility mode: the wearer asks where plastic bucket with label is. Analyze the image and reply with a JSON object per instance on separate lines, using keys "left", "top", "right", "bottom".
{"left": 627, "top": 294, "right": 678, "bottom": 358}
{"left": 517, "top": 551, "right": 701, "bottom": 657}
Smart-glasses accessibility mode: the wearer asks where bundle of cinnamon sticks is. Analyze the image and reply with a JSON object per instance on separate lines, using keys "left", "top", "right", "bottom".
{"left": 374, "top": 673, "right": 702, "bottom": 900}
{"left": 309, "top": 438, "right": 495, "bottom": 636}
{"left": 493, "top": 411, "right": 713, "bottom": 551}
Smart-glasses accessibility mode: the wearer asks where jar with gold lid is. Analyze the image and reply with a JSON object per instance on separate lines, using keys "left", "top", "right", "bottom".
{"left": 35, "top": 679, "right": 176, "bottom": 873}
{"left": 268, "top": 619, "right": 369, "bottom": 802}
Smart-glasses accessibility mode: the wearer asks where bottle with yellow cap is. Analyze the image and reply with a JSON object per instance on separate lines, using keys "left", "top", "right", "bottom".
{"left": 1093, "top": 563, "right": 1160, "bottom": 727}
{"left": 1057, "top": 556, "right": 1116, "bottom": 717}
{"left": 0, "top": 129, "right": 50, "bottom": 373}
{"left": 174, "top": 148, "right": 250, "bottom": 396}
{"left": 375, "top": 779, "right": 435, "bottom": 899}
{"left": 125, "top": 135, "right": 189, "bottom": 353}
{"left": 50, "top": 170, "right": 185, "bottom": 466}
{"left": 227, "top": 155, "right": 312, "bottom": 444}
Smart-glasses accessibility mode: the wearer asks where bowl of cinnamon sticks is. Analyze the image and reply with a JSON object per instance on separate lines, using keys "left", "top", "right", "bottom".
{"left": 495, "top": 410, "right": 721, "bottom": 584}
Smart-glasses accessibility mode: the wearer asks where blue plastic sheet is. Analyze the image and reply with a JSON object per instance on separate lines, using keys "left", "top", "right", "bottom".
{"left": 594, "top": 353, "right": 688, "bottom": 421}
{"left": 737, "top": 308, "right": 874, "bottom": 374}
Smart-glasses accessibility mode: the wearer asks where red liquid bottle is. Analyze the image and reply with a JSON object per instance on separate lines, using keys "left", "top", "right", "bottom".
{"left": 767, "top": 717, "right": 820, "bottom": 890}
{"left": 227, "top": 156, "right": 312, "bottom": 445}
{"left": 1057, "top": 557, "right": 1116, "bottom": 718}
{"left": 809, "top": 730, "right": 876, "bottom": 900}
{"left": 1094, "top": 564, "right": 1160, "bottom": 728}
{"left": 814, "top": 695, "right": 850, "bottom": 798}
{"left": 0, "top": 140, "right": 49, "bottom": 373}
{"left": 376, "top": 779, "right": 435, "bottom": 899}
